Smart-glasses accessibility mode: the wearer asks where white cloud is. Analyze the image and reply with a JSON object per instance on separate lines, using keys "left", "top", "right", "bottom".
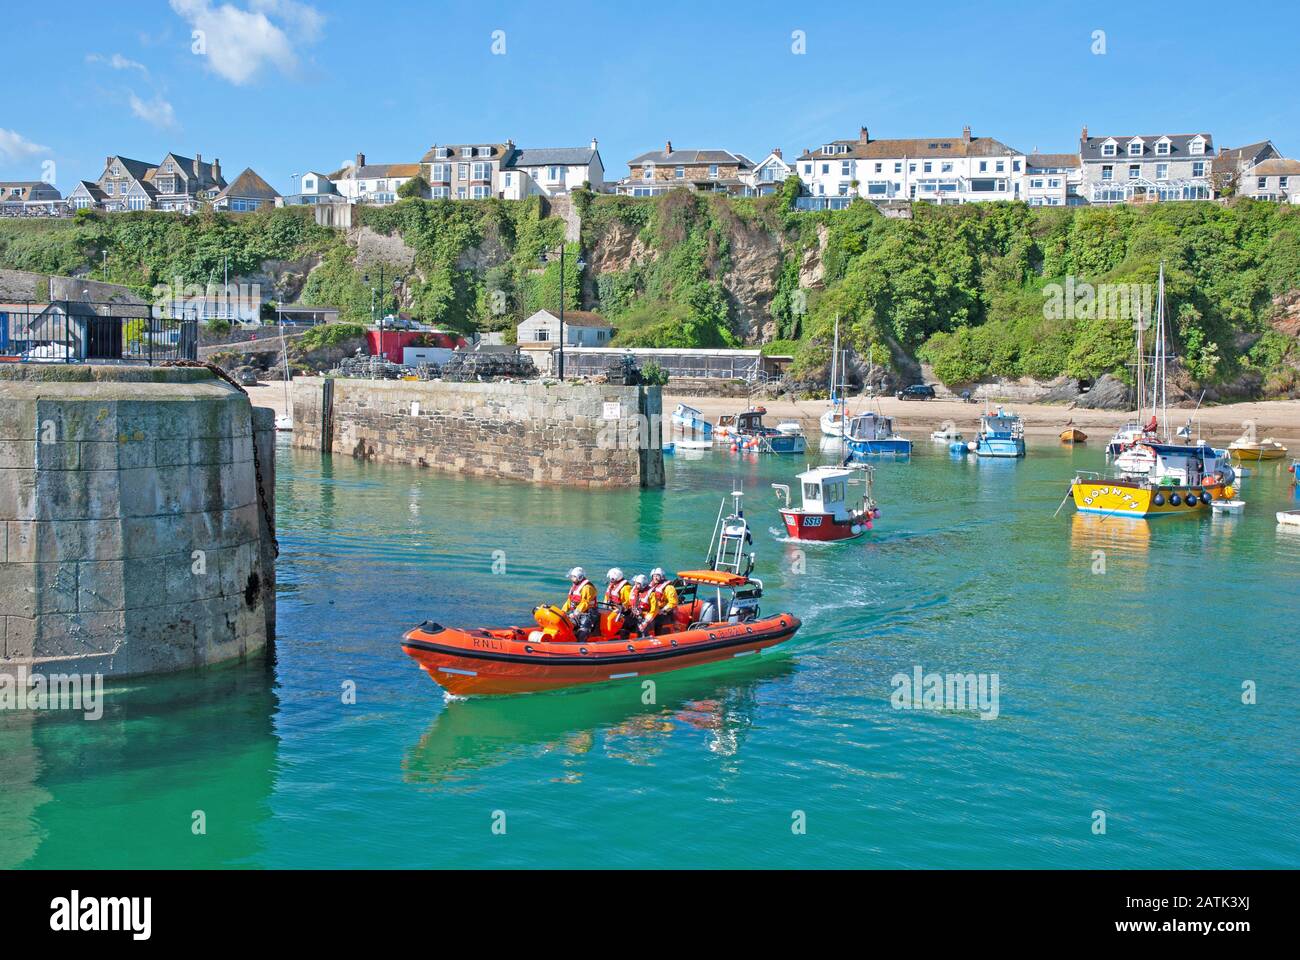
{"left": 129, "top": 92, "right": 179, "bottom": 130}
{"left": 86, "top": 52, "right": 149, "bottom": 73}
{"left": 0, "top": 128, "right": 51, "bottom": 164}
{"left": 169, "top": 0, "right": 323, "bottom": 85}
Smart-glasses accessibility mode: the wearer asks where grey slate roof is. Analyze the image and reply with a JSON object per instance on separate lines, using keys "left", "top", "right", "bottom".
{"left": 215, "top": 168, "right": 281, "bottom": 202}
{"left": 107, "top": 156, "right": 155, "bottom": 181}
{"left": 1080, "top": 133, "right": 1213, "bottom": 161}
{"left": 1027, "top": 153, "right": 1080, "bottom": 169}
{"left": 504, "top": 147, "right": 597, "bottom": 168}
{"left": 627, "top": 148, "right": 751, "bottom": 168}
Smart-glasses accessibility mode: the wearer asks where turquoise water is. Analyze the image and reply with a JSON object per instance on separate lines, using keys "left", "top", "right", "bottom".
{"left": 3, "top": 437, "right": 1299, "bottom": 868}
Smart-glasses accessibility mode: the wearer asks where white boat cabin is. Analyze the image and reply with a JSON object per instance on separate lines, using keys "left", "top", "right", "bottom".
{"left": 846, "top": 412, "right": 898, "bottom": 441}
{"left": 797, "top": 466, "right": 856, "bottom": 520}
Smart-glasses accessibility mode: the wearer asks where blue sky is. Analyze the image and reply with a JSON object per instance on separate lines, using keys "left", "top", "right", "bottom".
{"left": 2, "top": 0, "right": 1296, "bottom": 193}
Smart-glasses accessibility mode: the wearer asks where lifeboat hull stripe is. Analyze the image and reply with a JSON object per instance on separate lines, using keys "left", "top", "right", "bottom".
{"left": 401, "top": 621, "right": 800, "bottom": 667}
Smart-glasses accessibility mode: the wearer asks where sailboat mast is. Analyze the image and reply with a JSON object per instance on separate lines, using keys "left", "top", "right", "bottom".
{"left": 830, "top": 317, "right": 839, "bottom": 405}
{"left": 1156, "top": 262, "right": 1168, "bottom": 441}
{"left": 1134, "top": 302, "right": 1144, "bottom": 420}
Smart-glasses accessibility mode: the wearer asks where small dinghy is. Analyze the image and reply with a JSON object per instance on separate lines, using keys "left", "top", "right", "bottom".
{"left": 1277, "top": 509, "right": 1300, "bottom": 528}
{"left": 1229, "top": 436, "right": 1288, "bottom": 461}
{"left": 1211, "top": 499, "right": 1245, "bottom": 515}
{"left": 930, "top": 424, "right": 963, "bottom": 442}
{"left": 1059, "top": 427, "right": 1087, "bottom": 444}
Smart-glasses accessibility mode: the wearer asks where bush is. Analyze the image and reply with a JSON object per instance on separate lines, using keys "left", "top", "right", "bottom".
{"left": 298, "top": 322, "right": 369, "bottom": 351}
{"left": 397, "top": 176, "right": 430, "bottom": 200}
{"left": 640, "top": 360, "right": 669, "bottom": 386}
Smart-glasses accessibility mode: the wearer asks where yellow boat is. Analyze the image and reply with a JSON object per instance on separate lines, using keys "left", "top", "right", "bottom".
{"left": 1227, "top": 437, "right": 1288, "bottom": 461}
{"left": 1059, "top": 427, "right": 1087, "bottom": 444}
{"left": 1071, "top": 477, "right": 1229, "bottom": 517}
{"left": 1071, "top": 442, "right": 1235, "bottom": 518}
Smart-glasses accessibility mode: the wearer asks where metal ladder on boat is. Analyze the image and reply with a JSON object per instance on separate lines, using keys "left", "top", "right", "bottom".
{"left": 708, "top": 491, "right": 755, "bottom": 578}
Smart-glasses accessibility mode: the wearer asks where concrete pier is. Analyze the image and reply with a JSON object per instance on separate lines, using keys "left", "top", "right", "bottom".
{"left": 0, "top": 365, "right": 276, "bottom": 677}
{"left": 292, "top": 378, "right": 665, "bottom": 488}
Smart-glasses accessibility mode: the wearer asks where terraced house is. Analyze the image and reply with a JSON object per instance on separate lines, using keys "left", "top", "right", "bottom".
{"left": 420, "top": 143, "right": 511, "bottom": 199}
{"left": 796, "top": 127, "right": 1025, "bottom": 207}
{"left": 1079, "top": 127, "right": 1213, "bottom": 204}
{"left": 618, "top": 142, "right": 754, "bottom": 196}
{"left": 1024, "top": 153, "right": 1084, "bottom": 206}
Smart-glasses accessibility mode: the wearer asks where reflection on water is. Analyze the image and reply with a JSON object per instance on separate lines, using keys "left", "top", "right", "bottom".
{"left": 0, "top": 658, "right": 277, "bottom": 869}
{"left": 403, "top": 657, "right": 795, "bottom": 786}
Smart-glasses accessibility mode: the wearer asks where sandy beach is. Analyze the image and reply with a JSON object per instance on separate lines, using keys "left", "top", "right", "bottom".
{"left": 666, "top": 393, "right": 1300, "bottom": 446}
{"left": 246, "top": 382, "right": 1300, "bottom": 447}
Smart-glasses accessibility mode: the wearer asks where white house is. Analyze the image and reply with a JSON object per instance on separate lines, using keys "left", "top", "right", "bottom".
{"left": 516, "top": 309, "right": 614, "bottom": 374}
{"left": 797, "top": 126, "right": 1026, "bottom": 205}
{"left": 328, "top": 153, "right": 421, "bottom": 204}
{"left": 517, "top": 309, "right": 613, "bottom": 346}
{"left": 501, "top": 141, "right": 605, "bottom": 199}
{"left": 742, "top": 149, "right": 792, "bottom": 195}
{"left": 1024, "top": 153, "right": 1084, "bottom": 207}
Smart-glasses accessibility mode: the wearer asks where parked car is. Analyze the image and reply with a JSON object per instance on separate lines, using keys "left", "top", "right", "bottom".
{"left": 896, "top": 384, "right": 936, "bottom": 401}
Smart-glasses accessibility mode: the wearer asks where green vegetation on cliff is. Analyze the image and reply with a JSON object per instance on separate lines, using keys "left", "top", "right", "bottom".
{"left": 787, "top": 199, "right": 1300, "bottom": 395}
{"left": 2, "top": 192, "right": 1297, "bottom": 396}
{"left": 0, "top": 206, "right": 336, "bottom": 292}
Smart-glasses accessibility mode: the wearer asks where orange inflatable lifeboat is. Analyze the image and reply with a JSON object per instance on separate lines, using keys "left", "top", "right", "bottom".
{"left": 401, "top": 492, "right": 802, "bottom": 696}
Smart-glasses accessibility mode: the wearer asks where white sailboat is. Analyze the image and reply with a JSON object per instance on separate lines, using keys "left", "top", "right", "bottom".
{"left": 819, "top": 318, "right": 846, "bottom": 438}
{"left": 275, "top": 317, "right": 293, "bottom": 432}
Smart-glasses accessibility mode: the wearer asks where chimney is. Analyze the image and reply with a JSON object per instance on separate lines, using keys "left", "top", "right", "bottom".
{"left": 858, "top": 126, "right": 869, "bottom": 144}
{"left": 962, "top": 125, "right": 972, "bottom": 142}
{"left": 194, "top": 152, "right": 202, "bottom": 178}
{"left": 1081, "top": 125, "right": 1089, "bottom": 140}
{"left": 772, "top": 147, "right": 782, "bottom": 159}
{"left": 355, "top": 152, "right": 365, "bottom": 171}
{"left": 106, "top": 156, "right": 113, "bottom": 170}
{"left": 212, "top": 158, "right": 221, "bottom": 182}
{"left": 1219, "top": 146, "right": 1228, "bottom": 156}
{"left": 591, "top": 137, "right": 598, "bottom": 151}
{"left": 665, "top": 140, "right": 673, "bottom": 156}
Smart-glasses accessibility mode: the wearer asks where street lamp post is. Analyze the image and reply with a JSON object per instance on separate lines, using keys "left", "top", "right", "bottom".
{"left": 539, "top": 245, "right": 585, "bottom": 379}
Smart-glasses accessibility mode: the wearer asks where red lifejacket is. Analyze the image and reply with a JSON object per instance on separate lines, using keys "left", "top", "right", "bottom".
{"left": 651, "top": 579, "right": 677, "bottom": 610}
{"left": 605, "top": 579, "right": 629, "bottom": 606}
{"left": 632, "top": 587, "right": 653, "bottom": 614}
{"left": 568, "top": 579, "right": 592, "bottom": 606}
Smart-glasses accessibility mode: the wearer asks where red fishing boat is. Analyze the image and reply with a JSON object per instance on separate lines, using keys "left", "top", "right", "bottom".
{"left": 401, "top": 492, "right": 801, "bottom": 696}
{"left": 772, "top": 464, "right": 879, "bottom": 542}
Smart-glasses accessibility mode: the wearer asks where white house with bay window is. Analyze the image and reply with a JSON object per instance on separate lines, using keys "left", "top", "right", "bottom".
{"left": 742, "top": 149, "right": 792, "bottom": 195}
{"left": 796, "top": 126, "right": 1026, "bottom": 206}
{"left": 1079, "top": 127, "right": 1214, "bottom": 204}
{"left": 1024, "top": 153, "right": 1084, "bottom": 206}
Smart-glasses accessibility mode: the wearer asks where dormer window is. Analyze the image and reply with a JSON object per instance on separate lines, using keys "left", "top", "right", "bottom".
{"left": 1189, "top": 138, "right": 1205, "bottom": 155}
{"left": 1101, "top": 142, "right": 1117, "bottom": 157}
{"left": 1156, "top": 140, "right": 1171, "bottom": 156}
{"left": 1128, "top": 141, "right": 1143, "bottom": 156}
{"left": 461, "top": 147, "right": 472, "bottom": 158}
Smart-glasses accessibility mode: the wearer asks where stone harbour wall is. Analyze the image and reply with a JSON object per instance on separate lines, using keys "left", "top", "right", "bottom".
{"left": 0, "top": 365, "right": 276, "bottom": 678}
{"left": 292, "top": 378, "right": 665, "bottom": 488}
